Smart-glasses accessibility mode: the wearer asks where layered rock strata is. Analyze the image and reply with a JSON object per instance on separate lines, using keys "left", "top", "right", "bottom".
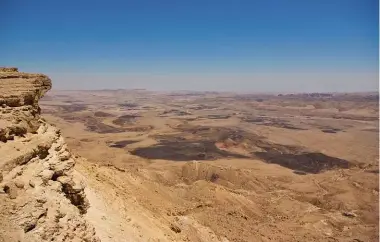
{"left": 0, "top": 67, "right": 100, "bottom": 242}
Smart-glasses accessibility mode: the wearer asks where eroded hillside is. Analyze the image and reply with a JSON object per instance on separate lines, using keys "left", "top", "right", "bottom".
{"left": 0, "top": 68, "right": 99, "bottom": 242}
{"left": 40, "top": 88, "right": 379, "bottom": 242}
{"left": 1, "top": 68, "right": 378, "bottom": 241}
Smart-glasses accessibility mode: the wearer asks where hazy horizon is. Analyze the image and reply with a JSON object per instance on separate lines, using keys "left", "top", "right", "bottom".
{"left": 42, "top": 71, "right": 378, "bottom": 93}
{"left": 2, "top": 0, "right": 379, "bottom": 92}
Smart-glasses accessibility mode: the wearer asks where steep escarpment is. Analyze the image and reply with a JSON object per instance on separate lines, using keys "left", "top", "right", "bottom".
{"left": 0, "top": 68, "right": 99, "bottom": 241}
{"left": 0, "top": 67, "right": 52, "bottom": 141}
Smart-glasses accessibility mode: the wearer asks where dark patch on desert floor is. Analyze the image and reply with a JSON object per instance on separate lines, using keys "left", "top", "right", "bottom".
{"left": 80, "top": 138, "right": 92, "bottom": 142}
{"left": 186, "top": 104, "right": 219, "bottom": 110}
{"left": 160, "top": 109, "right": 191, "bottom": 116}
{"left": 366, "top": 169, "right": 379, "bottom": 174}
{"left": 57, "top": 104, "right": 88, "bottom": 112}
{"left": 131, "top": 139, "right": 248, "bottom": 161}
{"left": 94, "top": 111, "right": 114, "bottom": 117}
{"left": 321, "top": 128, "right": 343, "bottom": 133}
{"left": 85, "top": 117, "right": 125, "bottom": 133}
{"left": 112, "top": 114, "right": 141, "bottom": 126}
{"left": 63, "top": 100, "right": 84, "bottom": 103}
{"left": 57, "top": 114, "right": 126, "bottom": 134}
{"left": 242, "top": 117, "right": 307, "bottom": 130}
{"left": 40, "top": 90, "right": 379, "bottom": 242}
{"left": 118, "top": 102, "right": 139, "bottom": 108}
{"left": 361, "top": 128, "right": 379, "bottom": 132}
{"left": 331, "top": 114, "right": 379, "bottom": 122}
{"left": 253, "top": 151, "right": 352, "bottom": 174}
{"left": 130, "top": 125, "right": 353, "bottom": 174}
{"left": 204, "top": 114, "right": 231, "bottom": 119}
{"left": 108, "top": 140, "right": 138, "bottom": 148}
{"left": 123, "top": 125, "right": 154, "bottom": 132}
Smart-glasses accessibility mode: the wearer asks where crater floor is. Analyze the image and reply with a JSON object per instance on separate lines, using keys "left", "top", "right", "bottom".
{"left": 40, "top": 89, "right": 379, "bottom": 242}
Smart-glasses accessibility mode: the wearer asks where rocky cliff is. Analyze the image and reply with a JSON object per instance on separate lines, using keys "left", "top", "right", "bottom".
{"left": 0, "top": 68, "right": 100, "bottom": 242}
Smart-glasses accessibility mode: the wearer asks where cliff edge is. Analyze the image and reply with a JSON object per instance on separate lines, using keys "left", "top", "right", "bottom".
{"left": 0, "top": 68, "right": 100, "bottom": 242}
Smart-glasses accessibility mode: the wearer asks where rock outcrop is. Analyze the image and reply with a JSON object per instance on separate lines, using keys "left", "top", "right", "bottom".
{"left": 0, "top": 68, "right": 100, "bottom": 241}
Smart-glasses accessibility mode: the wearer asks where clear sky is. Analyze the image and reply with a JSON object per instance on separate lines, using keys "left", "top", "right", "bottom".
{"left": 1, "top": 0, "right": 379, "bottom": 92}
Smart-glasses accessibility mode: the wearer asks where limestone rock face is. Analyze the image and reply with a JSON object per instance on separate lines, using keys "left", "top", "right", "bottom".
{"left": 0, "top": 67, "right": 51, "bottom": 107}
{"left": 0, "top": 68, "right": 100, "bottom": 242}
{"left": 0, "top": 68, "right": 52, "bottom": 142}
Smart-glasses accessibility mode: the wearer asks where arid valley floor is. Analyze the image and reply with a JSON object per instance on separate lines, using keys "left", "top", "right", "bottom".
{"left": 39, "top": 89, "right": 379, "bottom": 242}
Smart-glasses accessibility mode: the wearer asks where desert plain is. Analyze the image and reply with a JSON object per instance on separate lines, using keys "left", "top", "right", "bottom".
{"left": 39, "top": 89, "right": 379, "bottom": 242}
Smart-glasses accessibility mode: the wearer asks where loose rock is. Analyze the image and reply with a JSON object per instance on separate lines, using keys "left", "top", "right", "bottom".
{"left": 14, "top": 180, "right": 24, "bottom": 189}
{"left": 40, "top": 169, "right": 54, "bottom": 182}
{"left": 342, "top": 211, "right": 357, "bottom": 218}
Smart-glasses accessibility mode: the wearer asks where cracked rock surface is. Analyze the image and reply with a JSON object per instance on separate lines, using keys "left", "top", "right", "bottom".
{"left": 0, "top": 67, "right": 100, "bottom": 242}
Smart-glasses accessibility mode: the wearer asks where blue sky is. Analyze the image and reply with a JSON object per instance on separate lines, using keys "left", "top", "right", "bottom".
{"left": 1, "top": 0, "right": 378, "bottom": 92}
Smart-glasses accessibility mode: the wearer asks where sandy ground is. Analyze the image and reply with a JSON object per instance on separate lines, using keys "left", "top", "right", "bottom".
{"left": 41, "top": 90, "right": 379, "bottom": 242}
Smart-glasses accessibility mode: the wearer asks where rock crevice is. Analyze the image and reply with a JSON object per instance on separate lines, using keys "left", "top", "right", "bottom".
{"left": 0, "top": 68, "right": 100, "bottom": 242}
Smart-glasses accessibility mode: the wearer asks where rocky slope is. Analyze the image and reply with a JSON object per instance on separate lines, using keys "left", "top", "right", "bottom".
{"left": 2, "top": 67, "right": 378, "bottom": 242}
{"left": 0, "top": 67, "right": 99, "bottom": 242}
